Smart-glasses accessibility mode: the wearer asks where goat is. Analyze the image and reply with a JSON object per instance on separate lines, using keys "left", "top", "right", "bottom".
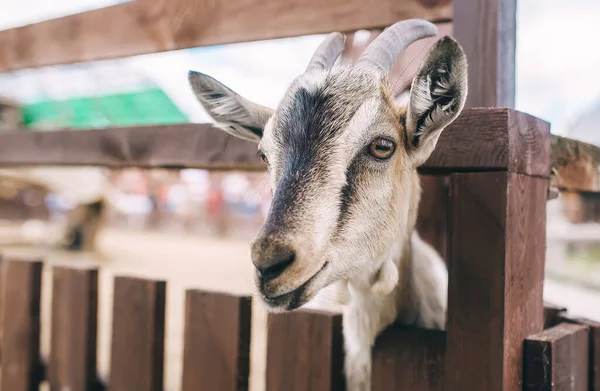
{"left": 188, "top": 19, "right": 467, "bottom": 391}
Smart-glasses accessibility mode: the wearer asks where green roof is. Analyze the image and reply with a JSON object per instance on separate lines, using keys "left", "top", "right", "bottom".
{"left": 22, "top": 88, "right": 188, "bottom": 129}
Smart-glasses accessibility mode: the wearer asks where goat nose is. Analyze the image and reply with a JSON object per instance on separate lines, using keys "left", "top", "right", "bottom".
{"left": 252, "top": 242, "right": 296, "bottom": 283}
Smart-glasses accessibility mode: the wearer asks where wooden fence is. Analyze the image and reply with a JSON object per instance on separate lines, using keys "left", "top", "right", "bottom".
{"left": 1, "top": 0, "right": 600, "bottom": 390}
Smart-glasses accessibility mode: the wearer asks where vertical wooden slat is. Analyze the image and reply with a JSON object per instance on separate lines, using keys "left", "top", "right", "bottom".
{"left": 108, "top": 276, "right": 166, "bottom": 391}
{"left": 48, "top": 267, "right": 99, "bottom": 391}
{"left": 266, "top": 309, "right": 344, "bottom": 391}
{"left": 416, "top": 175, "right": 450, "bottom": 263}
{"left": 524, "top": 323, "right": 589, "bottom": 391}
{"left": 181, "top": 290, "right": 252, "bottom": 391}
{"left": 453, "top": 0, "right": 516, "bottom": 108}
{"left": 560, "top": 316, "right": 600, "bottom": 391}
{"left": 371, "top": 326, "right": 445, "bottom": 391}
{"left": 0, "top": 259, "right": 43, "bottom": 391}
{"left": 544, "top": 302, "right": 568, "bottom": 329}
{"left": 445, "top": 172, "right": 547, "bottom": 391}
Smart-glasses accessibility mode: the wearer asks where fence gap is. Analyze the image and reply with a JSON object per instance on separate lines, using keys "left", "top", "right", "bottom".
{"left": 371, "top": 326, "right": 445, "bottom": 391}
{"left": 107, "top": 276, "right": 166, "bottom": 391}
{"left": 266, "top": 309, "right": 344, "bottom": 391}
{"left": 0, "top": 258, "right": 43, "bottom": 391}
{"left": 181, "top": 290, "right": 252, "bottom": 391}
{"left": 524, "top": 323, "right": 589, "bottom": 391}
{"left": 48, "top": 266, "right": 100, "bottom": 391}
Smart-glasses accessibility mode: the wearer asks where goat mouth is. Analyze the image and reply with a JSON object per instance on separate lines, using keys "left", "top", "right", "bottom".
{"left": 260, "top": 262, "right": 327, "bottom": 311}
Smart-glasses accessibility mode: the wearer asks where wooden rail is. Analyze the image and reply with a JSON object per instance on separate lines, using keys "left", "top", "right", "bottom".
{"left": 0, "top": 0, "right": 452, "bottom": 73}
{"left": 0, "top": 108, "right": 598, "bottom": 193}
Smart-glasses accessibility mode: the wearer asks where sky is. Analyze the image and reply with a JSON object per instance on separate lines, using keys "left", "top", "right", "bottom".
{"left": 0, "top": 0, "right": 599, "bottom": 139}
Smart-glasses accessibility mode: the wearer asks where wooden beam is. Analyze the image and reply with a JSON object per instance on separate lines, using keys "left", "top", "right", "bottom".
{"left": 0, "top": 259, "right": 44, "bottom": 391}
{"left": 453, "top": 0, "right": 516, "bottom": 107}
{"left": 372, "top": 326, "right": 445, "bottom": 391}
{"left": 0, "top": 0, "right": 452, "bottom": 73}
{"left": 266, "top": 309, "right": 344, "bottom": 391}
{"left": 524, "top": 323, "right": 589, "bottom": 391}
{"left": 445, "top": 172, "right": 547, "bottom": 391}
{"left": 181, "top": 290, "right": 252, "bottom": 391}
{"left": 108, "top": 276, "right": 166, "bottom": 391}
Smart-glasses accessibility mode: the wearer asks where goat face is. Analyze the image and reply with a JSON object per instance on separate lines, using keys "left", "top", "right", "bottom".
{"left": 189, "top": 20, "right": 468, "bottom": 311}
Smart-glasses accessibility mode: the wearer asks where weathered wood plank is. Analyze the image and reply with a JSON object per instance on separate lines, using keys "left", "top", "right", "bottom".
{"left": 416, "top": 175, "right": 449, "bottom": 263}
{"left": 0, "top": 259, "right": 44, "bottom": 391}
{"left": 108, "top": 276, "right": 166, "bottom": 391}
{"left": 0, "top": 0, "right": 452, "bottom": 73}
{"left": 524, "top": 322, "right": 589, "bottom": 391}
{"left": 372, "top": 326, "right": 445, "bottom": 391}
{"left": 559, "top": 315, "right": 600, "bottom": 391}
{"left": 0, "top": 108, "right": 551, "bottom": 175}
{"left": 445, "top": 172, "right": 547, "bottom": 391}
{"left": 266, "top": 309, "right": 344, "bottom": 391}
{"left": 181, "top": 290, "right": 252, "bottom": 391}
{"left": 544, "top": 301, "right": 567, "bottom": 329}
{"left": 453, "top": 0, "right": 516, "bottom": 107}
{"left": 48, "top": 267, "right": 99, "bottom": 391}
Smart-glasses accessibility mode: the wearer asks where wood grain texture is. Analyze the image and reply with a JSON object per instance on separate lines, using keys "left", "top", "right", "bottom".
{"left": 559, "top": 316, "right": 600, "bottom": 391}
{"left": 544, "top": 302, "right": 567, "bottom": 329}
{"left": 0, "top": 0, "right": 452, "bottom": 73}
{"left": 266, "top": 309, "right": 344, "bottom": 391}
{"left": 181, "top": 290, "right": 252, "bottom": 391}
{"left": 371, "top": 325, "right": 445, "bottom": 391}
{"left": 108, "top": 276, "right": 166, "bottom": 391}
{"left": 416, "top": 175, "right": 449, "bottom": 263}
{"left": 0, "top": 259, "right": 43, "bottom": 391}
{"left": 453, "top": 0, "right": 516, "bottom": 107}
{"left": 524, "top": 323, "right": 589, "bottom": 391}
{"left": 0, "top": 108, "right": 554, "bottom": 176}
{"left": 445, "top": 172, "right": 546, "bottom": 391}
{"left": 552, "top": 135, "right": 600, "bottom": 193}
{"left": 48, "top": 267, "right": 99, "bottom": 391}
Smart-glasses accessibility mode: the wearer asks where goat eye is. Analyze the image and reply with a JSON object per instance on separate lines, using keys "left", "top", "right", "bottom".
{"left": 260, "top": 152, "right": 268, "bottom": 165}
{"left": 368, "top": 138, "right": 395, "bottom": 160}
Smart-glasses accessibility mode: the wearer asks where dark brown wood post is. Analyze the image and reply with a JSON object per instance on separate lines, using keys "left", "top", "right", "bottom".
{"left": 524, "top": 323, "right": 590, "bottom": 391}
{"left": 48, "top": 266, "right": 99, "bottom": 391}
{"left": 453, "top": 0, "right": 516, "bottom": 108}
{"left": 181, "top": 290, "right": 252, "bottom": 391}
{"left": 559, "top": 315, "right": 600, "bottom": 391}
{"left": 108, "top": 276, "right": 166, "bottom": 391}
{"left": 416, "top": 175, "right": 450, "bottom": 263}
{"left": 0, "top": 258, "right": 43, "bottom": 391}
{"left": 266, "top": 309, "right": 344, "bottom": 391}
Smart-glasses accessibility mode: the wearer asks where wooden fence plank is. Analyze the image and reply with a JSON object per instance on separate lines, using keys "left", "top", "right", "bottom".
{"left": 524, "top": 323, "right": 589, "bottom": 391}
{"left": 181, "top": 290, "right": 252, "bottom": 391}
{"left": 108, "top": 276, "right": 166, "bottom": 391}
{"left": 0, "top": 0, "right": 452, "bottom": 73}
{"left": 0, "top": 259, "right": 43, "bottom": 391}
{"left": 48, "top": 267, "right": 100, "bottom": 391}
{"left": 453, "top": 0, "right": 516, "bottom": 108}
{"left": 416, "top": 175, "right": 449, "bottom": 263}
{"left": 445, "top": 172, "right": 547, "bottom": 391}
{"left": 266, "top": 309, "right": 344, "bottom": 391}
{"left": 559, "top": 316, "right": 600, "bottom": 391}
{"left": 544, "top": 302, "right": 567, "bottom": 329}
{"left": 371, "top": 326, "right": 445, "bottom": 391}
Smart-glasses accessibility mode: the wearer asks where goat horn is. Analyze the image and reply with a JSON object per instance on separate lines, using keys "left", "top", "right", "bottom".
{"left": 356, "top": 19, "right": 438, "bottom": 73}
{"left": 306, "top": 32, "right": 346, "bottom": 72}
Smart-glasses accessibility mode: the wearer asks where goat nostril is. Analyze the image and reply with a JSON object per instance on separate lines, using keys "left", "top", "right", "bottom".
{"left": 257, "top": 251, "right": 295, "bottom": 282}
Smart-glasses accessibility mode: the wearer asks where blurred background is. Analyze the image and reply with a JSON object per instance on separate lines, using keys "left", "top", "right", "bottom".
{"left": 0, "top": 1, "right": 599, "bottom": 390}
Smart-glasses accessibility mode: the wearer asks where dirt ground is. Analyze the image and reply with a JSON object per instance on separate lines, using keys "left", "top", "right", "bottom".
{"left": 1, "top": 227, "right": 269, "bottom": 391}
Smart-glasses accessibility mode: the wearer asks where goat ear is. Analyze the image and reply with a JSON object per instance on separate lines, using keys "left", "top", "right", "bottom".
{"left": 188, "top": 71, "right": 274, "bottom": 143}
{"left": 405, "top": 36, "right": 468, "bottom": 166}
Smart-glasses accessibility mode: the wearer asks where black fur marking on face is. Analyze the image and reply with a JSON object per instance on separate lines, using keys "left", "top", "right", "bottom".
{"left": 335, "top": 154, "right": 362, "bottom": 234}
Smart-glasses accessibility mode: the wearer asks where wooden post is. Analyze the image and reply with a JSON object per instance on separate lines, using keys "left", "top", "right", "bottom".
{"left": 453, "top": 0, "right": 516, "bottom": 108}
{"left": 0, "top": 259, "right": 43, "bottom": 391}
{"left": 108, "top": 276, "right": 166, "bottom": 391}
{"left": 524, "top": 323, "right": 590, "bottom": 391}
{"left": 559, "top": 316, "right": 600, "bottom": 391}
{"left": 371, "top": 326, "right": 445, "bottom": 391}
{"left": 48, "top": 267, "right": 100, "bottom": 391}
{"left": 266, "top": 309, "right": 344, "bottom": 391}
{"left": 181, "top": 290, "right": 252, "bottom": 391}
{"left": 416, "top": 175, "right": 450, "bottom": 263}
